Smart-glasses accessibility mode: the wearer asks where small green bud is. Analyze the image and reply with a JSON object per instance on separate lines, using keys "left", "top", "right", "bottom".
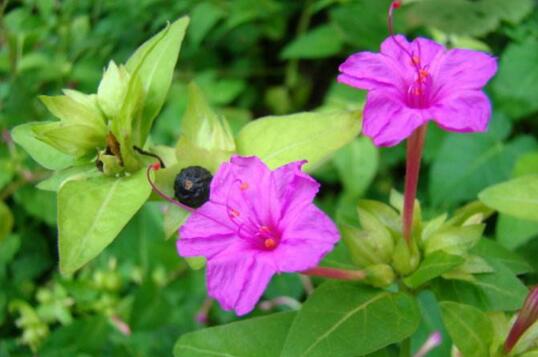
{"left": 341, "top": 225, "right": 392, "bottom": 267}
{"left": 424, "top": 224, "right": 484, "bottom": 256}
{"left": 392, "top": 237, "right": 420, "bottom": 276}
{"left": 364, "top": 264, "right": 396, "bottom": 288}
{"left": 97, "top": 61, "right": 132, "bottom": 120}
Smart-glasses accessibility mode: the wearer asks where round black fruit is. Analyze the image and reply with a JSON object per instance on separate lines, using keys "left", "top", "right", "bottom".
{"left": 174, "top": 166, "right": 212, "bottom": 208}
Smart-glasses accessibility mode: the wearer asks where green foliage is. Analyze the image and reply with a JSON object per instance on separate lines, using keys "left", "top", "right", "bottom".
{"left": 480, "top": 175, "right": 538, "bottom": 221}
{"left": 174, "top": 312, "right": 295, "bottom": 357}
{"left": 440, "top": 302, "right": 494, "bottom": 357}
{"left": 236, "top": 110, "right": 362, "bottom": 171}
{"left": 58, "top": 169, "right": 151, "bottom": 274}
{"left": 281, "top": 282, "right": 420, "bottom": 357}
{"left": 1, "top": 0, "right": 538, "bottom": 355}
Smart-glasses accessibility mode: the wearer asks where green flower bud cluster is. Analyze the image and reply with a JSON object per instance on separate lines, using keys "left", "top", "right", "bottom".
{"left": 342, "top": 190, "right": 492, "bottom": 289}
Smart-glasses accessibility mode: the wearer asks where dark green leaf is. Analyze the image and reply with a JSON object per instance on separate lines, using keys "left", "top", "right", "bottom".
{"left": 281, "top": 282, "right": 420, "bottom": 357}
{"left": 174, "top": 312, "right": 295, "bottom": 357}
{"left": 404, "top": 251, "right": 465, "bottom": 289}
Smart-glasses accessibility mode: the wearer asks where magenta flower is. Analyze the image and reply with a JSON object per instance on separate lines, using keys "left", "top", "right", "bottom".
{"left": 338, "top": 35, "right": 498, "bottom": 146}
{"left": 177, "top": 156, "right": 339, "bottom": 315}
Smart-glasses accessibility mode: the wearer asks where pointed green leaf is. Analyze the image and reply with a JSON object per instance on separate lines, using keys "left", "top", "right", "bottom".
{"left": 32, "top": 121, "right": 106, "bottom": 158}
{"left": 471, "top": 239, "right": 532, "bottom": 275}
{"left": 440, "top": 302, "right": 494, "bottom": 357}
{"left": 479, "top": 175, "right": 538, "bottom": 222}
{"left": 404, "top": 251, "right": 465, "bottom": 289}
{"left": 424, "top": 224, "right": 485, "bottom": 256}
{"left": 126, "top": 16, "right": 190, "bottom": 145}
{"left": 97, "top": 60, "right": 131, "bottom": 120}
{"left": 175, "top": 82, "right": 235, "bottom": 172}
{"left": 58, "top": 169, "right": 151, "bottom": 274}
{"left": 39, "top": 94, "right": 106, "bottom": 129}
{"left": 36, "top": 165, "right": 99, "bottom": 192}
{"left": 237, "top": 110, "right": 361, "bottom": 171}
{"left": 174, "top": 312, "right": 295, "bottom": 357}
{"left": 281, "top": 282, "right": 420, "bottom": 357}
{"left": 11, "top": 123, "right": 74, "bottom": 170}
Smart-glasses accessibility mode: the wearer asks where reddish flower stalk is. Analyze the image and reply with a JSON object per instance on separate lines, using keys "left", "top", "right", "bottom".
{"left": 402, "top": 124, "right": 427, "bottom": 243}
{"left": 504, "top": 287, "right": 538, "bottom": 353}
{"left": 302, "top": 266, "right": 366, "bottom": 281}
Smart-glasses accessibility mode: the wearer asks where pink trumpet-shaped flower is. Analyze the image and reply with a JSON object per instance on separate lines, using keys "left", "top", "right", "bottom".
{"left": 338, "top": 34, "right": 498, "bottom": 146}
{"left": 178, "top": 156, "right": 339, "bottom": 316}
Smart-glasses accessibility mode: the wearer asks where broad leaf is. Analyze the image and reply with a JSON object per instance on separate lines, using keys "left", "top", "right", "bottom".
{"left": 471, "top": 239, "right": 532, "bottom": 275}
{"left": 333, "top": 137, "right": 379, "bottom": 198}
{"left": 175, "top": 82, "right": 235, "bottom": 172}
{"left": 126, "top": 16, "right": 189, "bottom": 145}
{"left": 58, "top": 169, "right": 151, "bottom": 274}
{"left": 429, "top": 114, "right": 536, "bottom": 208}
{"left": 440, "top": 302, "right": 494, "bottom": 357}
{"left": 493, "top": 39, "right": 538, "bottom": 119}
{"left": 281, "top": 282, "right": 420, "bottom": 357}
{"left": 36, "top": 165, "right": 99, "bottom": 192}
{"left": 408, "top": 0, "right": 533, "bottom": 36}
{"left": 11, "top": 123, "right": 74, "bottom": 170}
{"left": 404, "top": 251, "right": 465, "bottom": 289}
{"left": 236, "top": 110, "right": 361, "bottom": 172}
{"left": 280, "top": 24, "right": 343, "bottom": 59}
{"left": 479, "top": 175, "right": 538, "bottom": 221}
{"left": 174, "top": 312, "right": 295, "bottom": 357}
{"left": 496, "top": 214, "right": 538, "bottom": 250}
{"left": 432, "top": 261, "right": 528, "bottom": 311}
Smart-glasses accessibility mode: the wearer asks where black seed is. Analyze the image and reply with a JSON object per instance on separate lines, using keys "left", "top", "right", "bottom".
{"left": 174, "top": 166, "right": 213, "bottom": 208}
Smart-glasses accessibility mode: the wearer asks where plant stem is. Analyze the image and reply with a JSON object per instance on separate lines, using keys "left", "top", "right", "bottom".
{"left": 302, "top": 267, "right": 366, "bottom": 281}
{"left": 402, "top": 124, "right": 427, "bottom": 243}
{"left": 400, "top": 337, "right": 411, "bottom": 357}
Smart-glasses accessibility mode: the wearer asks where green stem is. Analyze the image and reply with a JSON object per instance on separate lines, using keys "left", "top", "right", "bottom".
{"left": 400, "top": 337, "right": 411, "bottom": 357}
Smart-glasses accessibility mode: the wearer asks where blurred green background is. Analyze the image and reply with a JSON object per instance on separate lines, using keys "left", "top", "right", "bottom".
{"left": 1, "top": 0, "right": 538, "bottom": 355}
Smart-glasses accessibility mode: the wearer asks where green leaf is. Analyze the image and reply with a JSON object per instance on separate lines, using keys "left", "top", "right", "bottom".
{"left": 280, "top": 24, "right": 343, "bottom": 59}
{"left": 174, "top": 312, "right": 295, "bottom": 357}
{"left": 493, "top": 39, "right": 538, "bottom": 119}
{"left": 36, "top": 165, "right": 99, "bottom": 192}
{"left": 11, "top": 123, "right": 74, "bottom": 170}
{"left": 479, "top": 175, "right": 538, "bottom": 222}
{"left": 514, "top": 152, "right": 538, "bottom": 177}
{"left": 471, "top": 239, "right": 532, "bottom": 275}
{"left": 408, "top": 0, "right": 534, "bottom": 36}
{"left": 404, "top": 251, "right": 465, "bottom": 289}
{"left": 126, "top": 16, "right": 190, "bottom": 145}
{"left": 432, "top": 261, "right": 528, "bottom": 311}
{"left": 96, "top": 60, "right": 131, "bottom": 120}
{"left": 39, "top": 93, "right": 105, "bottom": 128}
{"left": 58, "top": 169, "right": 151, "bottom": 274}
{"left": 236, "top": 110, "right": 361, "bottom": 171}
{"left": 32, "top": 121, "right": 106, "bottom": 158}
{"left": 333, "top": 137, "right": 379, "bottom": 198}
{"left": 175, "top": 82, "right": 236, "bottom": 172}
{"left": 424, "top": 224, "right": 485, "bottom": 256}
{"left": 440, "top": 302, "right": 494, "bottom": 357}
{"left": 13, "top": 186, "right": 56, "bottom": 226}
{"left": 496, "top": 214, "right": 538, "bottom": 250}
{"left": 188, "top": 2, "right": 225, "bottom": 47}
{"left": 430, "top": 114, "right": 537, "bottom": 208}
{"left": 330, "top": 0, "right": 400, "bottom": 50}
{"left": 0, "top": 201, "right": 14, "bottom": 241}
{"left": 281, "top": 282, "right": 420, "bottom": 357}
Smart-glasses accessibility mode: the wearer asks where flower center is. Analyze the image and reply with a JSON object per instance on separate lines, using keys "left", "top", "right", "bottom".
{"left": 257, "top": 225, "right": 279, "bottom": 250}
{"left": 405, "top": 59, "right": 433, "bottom": 109}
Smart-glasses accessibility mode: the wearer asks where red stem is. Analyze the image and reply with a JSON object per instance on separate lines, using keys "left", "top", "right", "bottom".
{"left": 302, "top": 267, "right": 366, "bottom": 281}
{"left": 402, "top": 125, "right": 427, "bottom": 243}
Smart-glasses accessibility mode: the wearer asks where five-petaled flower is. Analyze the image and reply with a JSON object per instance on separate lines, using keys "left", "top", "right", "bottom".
{"left": 177, "top": 155, "right": 339, "bottom": 315}
{"left": 338, "top": 35, "right": 498, "bottom": 146}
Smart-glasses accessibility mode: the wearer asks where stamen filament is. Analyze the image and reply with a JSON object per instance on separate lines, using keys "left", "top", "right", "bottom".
{"left": 146, "top": 164, "right": 195, "bottom": 212}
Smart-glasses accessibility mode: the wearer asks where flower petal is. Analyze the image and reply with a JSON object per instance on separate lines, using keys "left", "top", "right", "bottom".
{"left": 178, "top": 201, "right": 237, "bottom": 258}
{"left": 206, "top": 254, "right": 275, "bottom": 316}
{"left": 432, "top": 90, "right": 491, "bottom": 133}
{"left": 363, "top": 90, "right": 428, "bottom": 147}
{"left": 272, "top": 160, "right": 319, "bottom": 219}
{"left": 434, "top": 49, "right": 497, "bottom": 93}
{"left": 276, "top": 205, "right": 339, "bottom": 272}
{"left": 381, "top": 35, "right": 444, "bottom": 69}
{"left": 338, "top": 52, "right": 401, "bottom": 90}
{"left": 211, "top": 155, "right": 278, "bottom": 225}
